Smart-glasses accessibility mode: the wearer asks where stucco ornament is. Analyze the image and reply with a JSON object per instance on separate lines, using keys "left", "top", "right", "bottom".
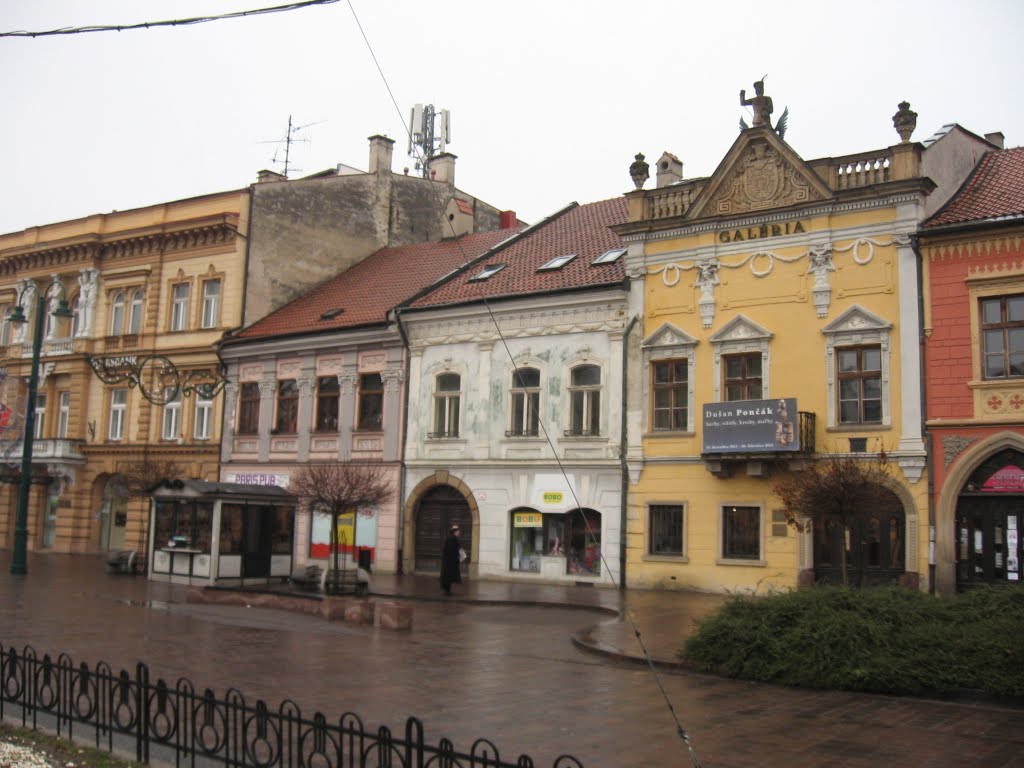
{"left": 45, "top": 275, "right": 64, "bottom": 340}
{"left": 807, "top": 243, "right": 836, "bottom": 317}
{"left": 13, "top": 279, "right": 36, "bottom": 344}
{"left": 695, "top": 258, "right": 720, "bottom": 328}
{"left": 892, "top": 101, "right": 918, "bottom": 144}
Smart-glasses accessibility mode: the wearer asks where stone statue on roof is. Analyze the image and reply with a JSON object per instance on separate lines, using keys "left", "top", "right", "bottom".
{"left": 740, "top": 79, "right": 773, "bottom": 129}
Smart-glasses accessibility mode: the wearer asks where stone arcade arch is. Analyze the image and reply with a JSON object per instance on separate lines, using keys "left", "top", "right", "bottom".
{"left": 403, "top": 472, "right": 479, "bottom": 577}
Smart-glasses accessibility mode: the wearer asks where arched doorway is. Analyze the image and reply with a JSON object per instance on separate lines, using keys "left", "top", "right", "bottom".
{"left": 813, "top": 486, "right": 906, "bottom": 587}
{"left": 955, "top": 449, "right": 1024, "bottom": 590}
{"left": 414, "top": 484, "right": 472, "bottom": 574}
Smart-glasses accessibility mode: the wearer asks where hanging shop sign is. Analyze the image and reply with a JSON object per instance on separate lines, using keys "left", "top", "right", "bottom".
{"left": 703, "top": 397, "right": 800, "bottom": 453}
{"left": 513, "top": 511, "right": 543, "bottom": 528}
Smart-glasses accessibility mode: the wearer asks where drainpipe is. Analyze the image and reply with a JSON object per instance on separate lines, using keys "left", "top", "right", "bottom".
{"left": 395, "top": 307, "right": 411, "bottom": 576}
{"left": 911, "top": 234, "right": 936, "bottom": 594}
{"left": 619, "top": 314, "right": 639, "bottom": 591}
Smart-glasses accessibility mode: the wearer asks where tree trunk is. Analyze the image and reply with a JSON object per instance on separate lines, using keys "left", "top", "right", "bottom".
{"left": 840, "top": 524, "right": 849, "bottom": 587}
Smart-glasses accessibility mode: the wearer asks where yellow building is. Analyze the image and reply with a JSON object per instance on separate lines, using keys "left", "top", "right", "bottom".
{"left": 615, "top": 95, "right": 997, "bottom": 593}
{"left": 0, "top": 190, "right": 249, "bottom": 556}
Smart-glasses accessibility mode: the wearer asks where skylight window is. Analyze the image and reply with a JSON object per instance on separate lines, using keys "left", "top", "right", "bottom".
{"left": 538, "top": 254, "right": 576, "bottom": 271}
{"left": 469, "top": 264, "right": 506, "bottom": 281}
{"left": 319, "top": 308, "right": 345, "bottom": 320}
{"left": 592, "top": 247, "right": 626, "bottom": 265}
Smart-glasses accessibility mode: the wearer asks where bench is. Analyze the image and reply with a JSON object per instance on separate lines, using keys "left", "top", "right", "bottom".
{"left": 106, "top": 550, "right": 140, "bottom": 575}
{"left": 290, "top": 564, "right": 323, "bottom": 592}
{"left": 323, "top": 567, "right": 371, "bottom": 597}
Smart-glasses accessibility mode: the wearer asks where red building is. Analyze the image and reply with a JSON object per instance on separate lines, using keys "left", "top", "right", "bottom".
{"left": 921, "top": 143, "right": 1024, "bottom": 593}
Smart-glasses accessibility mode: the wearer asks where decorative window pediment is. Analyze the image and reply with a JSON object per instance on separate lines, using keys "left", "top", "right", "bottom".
{"left": 822, "top": 305, "right": 892, "bottom": 336}
{"left": 641, "top": 323, "right": 698, "bottom": 351}
{"left": 709, "top": 315, "right": 773, "bottom": 344}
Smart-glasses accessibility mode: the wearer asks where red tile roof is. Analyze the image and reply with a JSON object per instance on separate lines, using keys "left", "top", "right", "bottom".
{"left": 925, "top": 147, "right": 1024, "bottom": 227}
{"left": 232, "top": 227, "right": 521, "bottom": 341}
{"left": 407, "top": 196, "right": 628, "bottom": 310}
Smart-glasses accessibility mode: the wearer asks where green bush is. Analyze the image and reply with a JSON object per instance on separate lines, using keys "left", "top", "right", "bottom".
{"left": 681, "top": 586, "right": 1024, "bottom": 699}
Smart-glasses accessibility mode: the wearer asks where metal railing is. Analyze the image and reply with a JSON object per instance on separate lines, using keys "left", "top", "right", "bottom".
{"left": 0, "top": 644, "right": 583, "bottom": 768}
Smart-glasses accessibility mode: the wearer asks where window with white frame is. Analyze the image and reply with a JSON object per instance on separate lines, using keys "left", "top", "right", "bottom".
{"left": 709, "top": 315, "right": 772, "bottom": 404}
{"left": 109, "top": 290, "right": 126, "bottom": 335}
{"left": 70, "top": 297, "right": 81, "bottom": 338}
{"left": 128, "top": 288, "right": 144, "bottom": 334}
{"left": 0, "top": 304, "right": 11, "bottom": 345}
{"left": 822, "top": 306, "right": 891, "bottom": 428}
{"left": 108, "top": 388, "right": 127, "bottom": 440}
{"left": 649, "top": 504, "right": 685, "bottom": 556}
{"left": 170, "top": 283, "right": 190, "bottom": 331}
{"left": 641, "top": 324, "right": 697, "bottom": 433}
{"left": 721, "top": 504, "right": 762, "bottom": 561}
{"left": 162, "top": 387, "right": 182, "bottom": 440}
{"left": 431, "top": 373, "right": 461, "bottom": 438}
{"left": 194, "top": 393, "right": 214, "bottom": 440}
{"left": 33, "top": 393, "right": 46, "bottom": 439}
{"left": 567, "top": 364, "right": 600, "bottom": 436}
{"left": 201, "top": 279, "right": 221, "bottom": 329}
{"left": 57, "top": 392, "right": 71, "bottom": 438}
{"left": 508, "top": 367, "right": 540, "bottom": 437}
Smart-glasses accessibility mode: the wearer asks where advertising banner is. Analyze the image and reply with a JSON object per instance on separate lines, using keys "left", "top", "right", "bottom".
{"left": 703, "top": 398, "right": 799, "bottom": 453}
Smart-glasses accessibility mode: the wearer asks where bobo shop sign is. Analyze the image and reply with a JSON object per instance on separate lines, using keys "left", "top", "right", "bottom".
{"left": 703, "top": 398, "right": 800, "bottom": 453}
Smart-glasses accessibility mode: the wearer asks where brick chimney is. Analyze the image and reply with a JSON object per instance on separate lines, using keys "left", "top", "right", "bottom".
{"left": 428, "top": 152, "right": 457, "bottom": 185}
{"left": 368, "top": 134, "right": 395, "bottom": 174}
{"left": 500, "top": 210, "right": 517, "bottom": 229}
{"left": 256, "top": 169, "right": 287, "bottom": 184}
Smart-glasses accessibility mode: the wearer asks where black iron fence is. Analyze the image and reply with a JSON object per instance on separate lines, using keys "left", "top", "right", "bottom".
{"left": 0, "top": 644, "right": 583, "bottom": 767}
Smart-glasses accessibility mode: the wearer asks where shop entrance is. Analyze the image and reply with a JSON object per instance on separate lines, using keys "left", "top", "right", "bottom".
{"left": 955, "top": 449, "right": 1024, "bottom": 590}
{"left": 414, "top": 485, "right": 471, "bottom": 574}
{"left": 99, "top": 476, "right": 128, "bottom": 552}
{"left": 813, "top": 486, "right": 905, "bottom": 587}
{"left": 242, "top": 507, "right": 276, "bottom": 578}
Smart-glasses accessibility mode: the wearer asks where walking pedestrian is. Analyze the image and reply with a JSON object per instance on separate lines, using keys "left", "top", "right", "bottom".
{"left": 440, "top": 524, "right": 463, "bottom": 595}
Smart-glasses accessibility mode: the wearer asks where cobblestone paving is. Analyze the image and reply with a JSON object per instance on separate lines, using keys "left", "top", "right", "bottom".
{"left": 2, "top": 554, "right": 1022, "bottom": 768}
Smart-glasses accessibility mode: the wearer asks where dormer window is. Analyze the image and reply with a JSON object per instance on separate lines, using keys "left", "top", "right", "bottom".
{"left": 592, "top": 248, "right": 626, "bottom": 265}
{"left": 538, "top": 254, "right": 575, "bottom": 271}
{"left": 469, "top": 264, "right": 506, "bottom": 282}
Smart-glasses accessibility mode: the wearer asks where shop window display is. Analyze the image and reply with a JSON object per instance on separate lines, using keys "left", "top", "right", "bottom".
{"left": 509, "top": 510, "right": 567, "bottom": 573}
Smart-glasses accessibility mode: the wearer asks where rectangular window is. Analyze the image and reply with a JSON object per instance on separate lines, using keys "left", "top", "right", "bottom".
{"left": 128, "top": 289, "right": 144, "bottom": 334}
{"left": 237, "top": 382, "right": 260, "bottom": 435}
{"left": 170, "top": 283, "right": 190, "bottom": 331}
{"left": 722, "top": 505, "right": 761, "bottom": 560}
{"left": 649, "top": 504, "right": 684, "bottom": 556}
{"left": 357, "top": 373, "right": 384, "bottom": 430}
{"left": 981, "top": 295, "right": 1024, "bottom": 379}
{"left": 33, "top": 393, "right": 46, "bottom": 439}
{"left": 201, "top": 279, "right": 221, "bottom": 329}
{"left": 109, "top": 388, "right": 127, "bottom": 440}
{"left": 568, "top": 365, "right": 601, "bottom": 436}
{"left": 315, "top": 376, "right": 340, "bottom": 432}
{"left": 275, "top": 379, "right": 299, "bottom": 434}
{"left": 162, "top": 388, "right": 181, "bottom": 440}
{"left": 837, "top": 345, "right": 882, "bottom": 424}
{"left": 194, "top": 394, "right": 213, "bottom": 440}
{"left": 652, "top": 360, "right": 688, "bottom": 431}
{"left": 109, "top": 291, "right": 126, "bottom": 335}
{"left": 431, "top": 373, "right": 460, "bottom": 438}
{"left": 724, "top": 353, "right": 762, "bottom": 401}
{"left": 509, "top": 367, "right": 540, "bottom": 437}
{"left": 57, "top": 391, "right": 71, "bottom": 438}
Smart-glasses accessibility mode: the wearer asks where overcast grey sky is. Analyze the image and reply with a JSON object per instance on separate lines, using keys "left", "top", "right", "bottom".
{"left": 1, "top": 0, "right": 1021, "bottom": 234}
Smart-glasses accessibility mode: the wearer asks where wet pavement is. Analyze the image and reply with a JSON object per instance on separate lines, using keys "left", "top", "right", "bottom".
{"left": 2, "top": 552, "right": 1022, "bottom": 768}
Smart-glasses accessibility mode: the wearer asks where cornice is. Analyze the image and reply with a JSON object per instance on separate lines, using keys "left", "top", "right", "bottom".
{"left": 0, "top": 214, "right": 241, "bottom": 277}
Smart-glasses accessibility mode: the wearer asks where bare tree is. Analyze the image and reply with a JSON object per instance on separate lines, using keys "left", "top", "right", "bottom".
{"left": 121, "top": 458, "right": 183, "bottom": 498}
{"left": 289, "top": 461, "right": 392, "bottom": 592}
{"left": 773, "top": 453, "right": 893, "bottom": 587}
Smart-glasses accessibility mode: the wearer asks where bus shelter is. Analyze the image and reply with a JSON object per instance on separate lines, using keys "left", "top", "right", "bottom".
{"left": 148, "top": 480, "right": 296, "bottom": 586}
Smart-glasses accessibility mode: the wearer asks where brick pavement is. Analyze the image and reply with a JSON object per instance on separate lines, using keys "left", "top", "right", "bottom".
{"left": 1, "top": 552, "right": 1022, "bottom": 768}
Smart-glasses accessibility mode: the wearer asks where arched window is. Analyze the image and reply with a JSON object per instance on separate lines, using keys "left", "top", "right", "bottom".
{"left": 507, "top": 367, "right": 540, "bottom": 437}
{"left": 568, "top": 364, "right": 600, "bottom": 436}
{"left": 431, "top": 373, "right": 461, "bottom": 438}
{"left": 109, "top": 290, "right": 126, "bottom": 335}
{"left": 128, "top": 288, "right": 144, "bottom": 334}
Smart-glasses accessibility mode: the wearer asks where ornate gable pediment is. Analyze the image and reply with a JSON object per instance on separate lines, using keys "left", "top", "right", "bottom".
{"left": 687, "top": 128, "right": 831, "bottom": 219}
{"left": 641, "top": 322, "right": 698, "bottom": 350}
{"left": 821, "top": 304, "right": 892, "bottom": 335}
{"left": 709, "top": 314, "right": 772, "bottom": 344}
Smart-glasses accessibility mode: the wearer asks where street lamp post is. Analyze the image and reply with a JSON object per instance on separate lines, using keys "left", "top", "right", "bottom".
{"left": 6, "top": 279, "right": 72, "bottom": 575}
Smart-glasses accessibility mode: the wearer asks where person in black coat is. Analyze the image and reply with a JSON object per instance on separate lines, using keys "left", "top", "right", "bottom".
{"left": 440, "top": 524, "right": 462, "bottom": 595}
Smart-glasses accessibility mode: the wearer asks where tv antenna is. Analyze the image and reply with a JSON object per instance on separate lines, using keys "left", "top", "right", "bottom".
{"left": 407, "top": 104, "right": 451, "bottom": 177}
{"left": 259, "top": 115, "right": 324, "bottom": 178}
